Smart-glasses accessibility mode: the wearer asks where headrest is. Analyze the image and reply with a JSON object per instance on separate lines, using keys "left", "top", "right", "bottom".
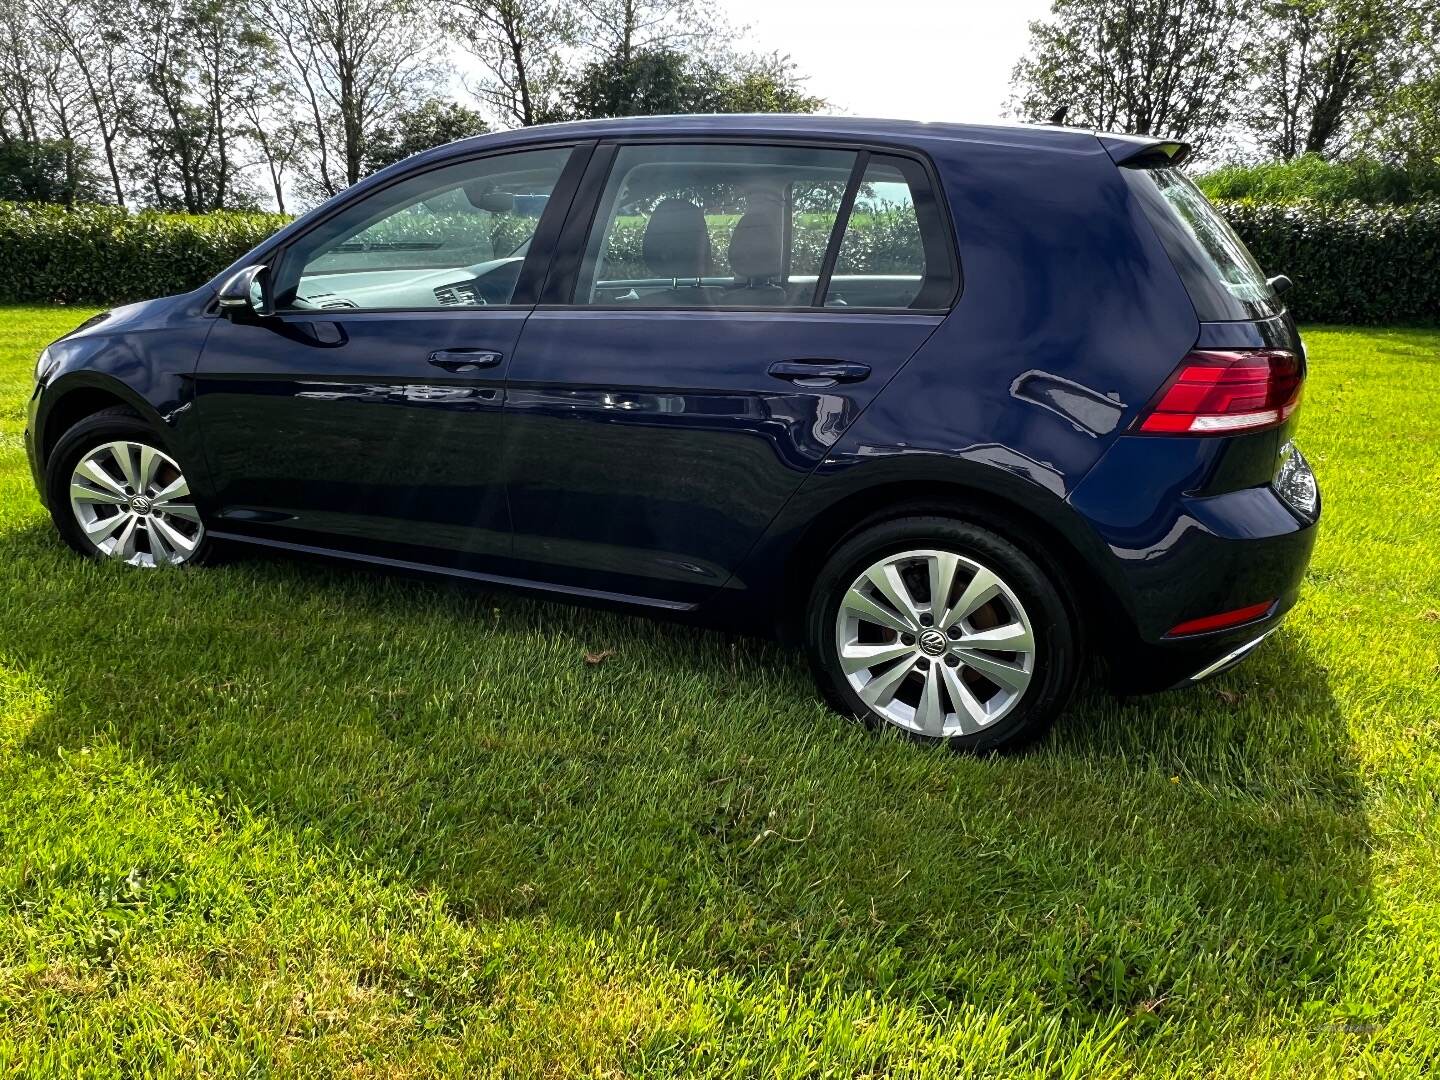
{"left": 727, "top": 206, "right": 785, "bottom": 282}
{"left": 642, "top": 198, "right": 711, "bottom": 279}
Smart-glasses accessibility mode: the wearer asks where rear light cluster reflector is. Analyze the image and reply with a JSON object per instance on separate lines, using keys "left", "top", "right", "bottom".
{"left": 1137, "top": 349, "right": 1301, "bottom": 435}
{"left": 1166, "top": 600, "right": 1276, "bottom": 638}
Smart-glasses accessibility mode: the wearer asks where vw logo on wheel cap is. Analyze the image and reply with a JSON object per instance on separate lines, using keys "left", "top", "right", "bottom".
{"left": 128, "top": 494, "right": 153, "bottom": 514}
{"left": 919, "top": 628, "right": 947, "bottom": 656}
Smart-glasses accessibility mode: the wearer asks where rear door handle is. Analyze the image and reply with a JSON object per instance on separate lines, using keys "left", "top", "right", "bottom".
{"left": 767, "top": 359, "right": 872, "bottom": 386}
{"left": 429, "top": 349, "right": 503, "bottom": 373}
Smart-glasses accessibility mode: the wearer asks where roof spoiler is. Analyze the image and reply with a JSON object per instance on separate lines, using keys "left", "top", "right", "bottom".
{"left": 1099, "top": 134, "right": 1191, "bottom": 168}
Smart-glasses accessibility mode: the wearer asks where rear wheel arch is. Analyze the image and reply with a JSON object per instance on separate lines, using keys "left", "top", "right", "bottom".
{"left": 780, "top": 478, "right": 1124, "bottom": 652}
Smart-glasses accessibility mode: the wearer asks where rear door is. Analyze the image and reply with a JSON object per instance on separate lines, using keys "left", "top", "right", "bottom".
{"left": 502, "top": 142, "right": 959, "bottom": 606}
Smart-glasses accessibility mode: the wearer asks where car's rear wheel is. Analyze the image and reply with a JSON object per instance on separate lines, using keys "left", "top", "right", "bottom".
{"left": 806, "top": 514, "right": 1079, "bottom": 751}
{"left": 45, "top": 406, "right": 210, "bottom": 568}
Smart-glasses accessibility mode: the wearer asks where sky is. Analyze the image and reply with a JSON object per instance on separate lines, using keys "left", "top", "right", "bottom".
{"left": 719, "top": 0, "right": 1053, "bottom": 124}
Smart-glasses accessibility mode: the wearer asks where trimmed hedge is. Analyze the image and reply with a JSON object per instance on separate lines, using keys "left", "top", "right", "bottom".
{"left": 1198, "top": 155, "right": 1440, "bottom": 206}
{"left": 2, "top": 198, "right": 1437, "bottom": 325}
{"left": 1215, "top": 199, "right": 1440, "bottom": 325}
{"left": 598, "top": 209, "right": 923, "bottom": 280}
{"left": 0, "top": 202, "right": 287, "bottom": 306}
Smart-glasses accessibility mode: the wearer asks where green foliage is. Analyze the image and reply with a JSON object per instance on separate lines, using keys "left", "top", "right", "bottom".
{"left": 565, "top": 47, "right": 823, "bottom": 121}
{"left": 1009, "top": 0, "right": 1247, "bottom": 154}
{"left": 362, "top": 100, "right": 491, "bottom": 176}
{"left": 2, "top": 195, "right": 1435, "bottom": 326}
{"left": 0, "top": 203, "right": 287, "bottom": 306}
{"left": 1199, "top": 155, "right": 1440, "bottom": 205}
{"left": 0, "top": 140, "right": 109, "bottom": 206}
{"left": 1218, "top": 198, "right": 1440, "bottom": 324}
{"left": 593, "top": 209, "right": 921, "bottom": 282}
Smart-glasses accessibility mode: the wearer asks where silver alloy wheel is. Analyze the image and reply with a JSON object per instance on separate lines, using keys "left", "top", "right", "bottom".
{"left": 68, "top": 440, "right": 203, "bottom": 567}
{"left": 834, "top": 548, "right": 1037, "bottom": 737}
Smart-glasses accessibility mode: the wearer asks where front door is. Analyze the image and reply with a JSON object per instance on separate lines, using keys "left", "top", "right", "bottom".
{"left": 503, "top": 143, "right": 958, "bottom": 605}
{"left": 193, "top": 144, "right": 581, "bottom": 567}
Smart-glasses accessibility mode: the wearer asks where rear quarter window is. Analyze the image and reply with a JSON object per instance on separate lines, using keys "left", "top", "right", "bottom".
{"left": 1124, "top": 166, "right": 1281, "bottom": 322}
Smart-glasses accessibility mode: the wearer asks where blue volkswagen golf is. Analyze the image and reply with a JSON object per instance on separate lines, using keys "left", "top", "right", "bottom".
{"left": 26, "top": 115, "right": 1320, "bottom": 751}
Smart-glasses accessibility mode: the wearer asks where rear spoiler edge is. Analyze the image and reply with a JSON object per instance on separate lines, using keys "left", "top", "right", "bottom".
{"left": 1099, "top": 134, "right": 1191, "bottom": 168}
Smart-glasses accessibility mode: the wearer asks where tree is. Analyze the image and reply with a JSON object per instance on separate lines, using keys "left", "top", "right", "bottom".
{"left": 711, "top": 52, "right": 825, "bottom": 114}
{"left": 29, "top": 0, "right": 136, "bottom": 205}
{"left": 239, "top": 95, "right": 310, "bottom": 214}
{"left": 0, "top": 138, "right": 107, "bottom": 202}
{"left": 1010, "top": 0, "right": 1250, "bottom": 154}
{"left": 566, "top": 47, "right": 695, "bottom": 118}
{"left": 0, "top": 0, "right": 43, "bottom": 146}
{"left": 0, "top": 0, "right": 116, "bottom": 203}
{"left": 127, "top": 0, "right": 272, "bottom": 211}
{"left": 1243, "top": 0, "right": 1410, "bottom": 160}
{"left": 278, "top": 0, "right": 440, "bottom": 197}
{"left": 565, "top": 46, "right": 824, "bottom": 120}
{"left": 363, "top": 99, "right": 490, "bottom": 173}
{"left": 1362, "top": 2, "right": 1440, "bottom": 172}
{"left": 443, "top": 0, "right": 573, "bottom": 127}
{"left": 573, "top": 0, "right": 713, "bottom": 69}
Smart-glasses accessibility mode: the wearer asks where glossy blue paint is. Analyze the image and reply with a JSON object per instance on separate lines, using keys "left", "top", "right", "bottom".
{"left": 502, "top": 309, "right": 941, "bottom": 604}
{"left": 193, "top": 308, "right": 526, "bottom": 561}
{"left": 25, "top": 114, "right": 1320, "bottom": 690}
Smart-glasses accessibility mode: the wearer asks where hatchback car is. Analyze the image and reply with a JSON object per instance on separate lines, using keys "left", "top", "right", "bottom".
{"left": 26, "top": 115, "right": 1320, "bottom": 751}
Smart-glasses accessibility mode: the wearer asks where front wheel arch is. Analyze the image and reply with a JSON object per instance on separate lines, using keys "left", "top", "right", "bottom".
{"left": 39, "top": 374, "right": 174, "bottom": 467}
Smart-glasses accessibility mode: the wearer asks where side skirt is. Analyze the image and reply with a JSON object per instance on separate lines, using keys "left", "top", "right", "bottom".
{"left": 207, "top": 531, "right": 698, "bottom": 612}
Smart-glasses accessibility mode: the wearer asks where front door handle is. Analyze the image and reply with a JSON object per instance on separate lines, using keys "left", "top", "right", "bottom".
{"left": 767, "top": 359, "right": 872, "bottom": 386}
{"left": 429, "top": 349, "right": 503, "bottom": 373}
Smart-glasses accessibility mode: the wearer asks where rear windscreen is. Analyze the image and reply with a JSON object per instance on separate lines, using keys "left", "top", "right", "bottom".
{"left": 1124, "top": 166, "right": 1281, "bottom": 322}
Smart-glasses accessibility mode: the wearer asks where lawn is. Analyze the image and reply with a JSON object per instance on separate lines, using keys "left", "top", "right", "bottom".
{"left": 1, "top": 304, "right": 1437, "bottom": 1076}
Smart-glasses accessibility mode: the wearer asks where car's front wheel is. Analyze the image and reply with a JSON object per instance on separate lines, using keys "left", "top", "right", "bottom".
{"left": 806, "top": 514, "right": 1079, "bottom": 752}
{"left": 45, "top": 406, "right": 210, "bottom": 568}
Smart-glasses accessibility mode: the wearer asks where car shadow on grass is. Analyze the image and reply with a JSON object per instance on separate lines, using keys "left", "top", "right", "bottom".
{"left": 7, "top": 527, "right": 1370, "bottom": 1034}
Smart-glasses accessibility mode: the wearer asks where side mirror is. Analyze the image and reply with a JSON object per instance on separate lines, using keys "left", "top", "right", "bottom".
{"left": 1267, "top": 273, "right": 1292, "bottom": 297}
{"left": 216, "top": 264, "right": 271, "bottom": 316}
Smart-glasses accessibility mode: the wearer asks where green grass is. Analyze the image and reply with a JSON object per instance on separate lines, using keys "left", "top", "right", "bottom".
{"left": 1, "top": 304, "right": 1438, "bottom": 1076}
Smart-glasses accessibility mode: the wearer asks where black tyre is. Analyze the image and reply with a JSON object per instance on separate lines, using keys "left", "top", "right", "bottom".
{"left": 805, "top": 514, "right": 1079, "bottom": 752}
{"left": 45, "top": 405, "right": 212, "bottom": 567}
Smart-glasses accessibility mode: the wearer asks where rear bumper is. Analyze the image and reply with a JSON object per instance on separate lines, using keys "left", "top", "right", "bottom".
{"left": 1070, "top": 433, "right": 1319, "bottom": 694}
{"left": 1180, "top": 629, "right": 1275, "bottom": 684}
{"left": 1108, "top": 614, "right": 1292, "bottom": 693}
{"left": 1095, "top": 502, "right": 1316, "bottom": 693}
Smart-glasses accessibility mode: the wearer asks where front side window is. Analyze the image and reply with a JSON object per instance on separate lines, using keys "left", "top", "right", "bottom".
{"left": 576, "top": 144, "right": 857, "bottom": 308}
{"left": 274, "top": 146, "right": 571, "bottom": 311}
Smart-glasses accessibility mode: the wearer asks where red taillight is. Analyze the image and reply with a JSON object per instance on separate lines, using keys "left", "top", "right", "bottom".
{"left": 1166, "top": 600, "right": 1276, "bottom": 638}
{"left": 1136, "top": 349, "right": 1302, "bottom": 435}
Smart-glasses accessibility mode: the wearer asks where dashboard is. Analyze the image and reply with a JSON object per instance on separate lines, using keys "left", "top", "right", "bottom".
{"left": 293, "top": 256, "right": 526, "bottom": 310}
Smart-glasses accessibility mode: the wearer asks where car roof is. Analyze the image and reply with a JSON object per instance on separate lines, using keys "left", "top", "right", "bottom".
{"left": 425, "top": 114, "right": 1111, "bottom": 160}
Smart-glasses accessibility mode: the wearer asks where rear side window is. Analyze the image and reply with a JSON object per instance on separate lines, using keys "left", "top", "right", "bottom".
{"left": 576, "top": 143, "right": 856, "bottom": 309}
{"left": 827, "top": 155, "right": 952, "bottom": 310}
{"left": 573, "top": 144, "right": 957, "bottom": 311}
{"left": 1124, "top": 166, "right": 1280, "bottom": 321}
